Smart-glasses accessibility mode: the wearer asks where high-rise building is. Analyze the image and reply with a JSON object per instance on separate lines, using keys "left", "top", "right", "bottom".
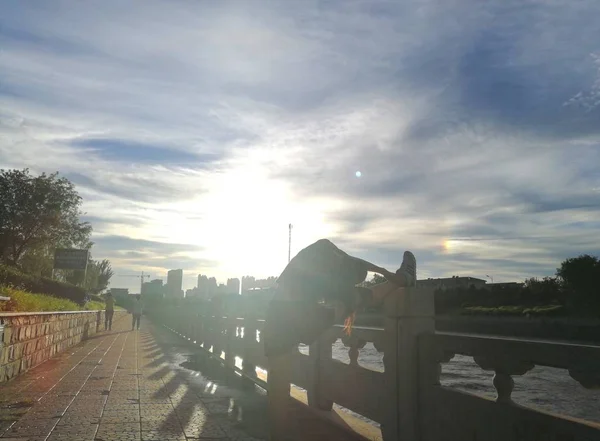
{"left": 141, "top": 279, "right": 164, "bottom": 297}
{"left": 226, "top": 278, "right": 240, "bottom": 295}
{"left": 167, "top": 269, "right": 183, "bottom": 298}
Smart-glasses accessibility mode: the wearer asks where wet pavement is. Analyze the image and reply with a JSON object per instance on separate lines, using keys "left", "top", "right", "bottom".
{"left": 0, "top": 316, "right": 363, "bottom": 441}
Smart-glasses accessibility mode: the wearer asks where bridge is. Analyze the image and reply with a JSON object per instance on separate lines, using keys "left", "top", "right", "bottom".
{"left": 1, "top": 287, "right": 599, "bottom": 440}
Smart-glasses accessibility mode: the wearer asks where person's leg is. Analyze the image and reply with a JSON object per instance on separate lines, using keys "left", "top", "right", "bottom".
{"left": 136, "top": 314, "right": 141, "bottom": 330}
{"left": 108, "top": 310, "right": 113, "bottom": 330}
{"left": 105, "top": 312, "right": 109, "bottom": 330}
{"left": 366, "top": 251, "right": 418, "bottom": 305}
{"left": 132, "top": 314, "right": 136, "bottom": 330}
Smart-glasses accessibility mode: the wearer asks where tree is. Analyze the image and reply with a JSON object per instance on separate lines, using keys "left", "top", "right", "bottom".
{"left": 522, "top": 277, "right": 564, "bottom": 306}
{"left": 0, "top": 169, "right": 92, "bottom": 266}
{"left": 556, "top": 254, "right": 600, "bottom": 314}
{"left": 361, "top": 273, "right": 386, "bottom": 287}
{"left": 64, "top": 257, "right": 114, "bottom": 293}
{"left": 95, "top": 259, "right": 114, "bottom": 293}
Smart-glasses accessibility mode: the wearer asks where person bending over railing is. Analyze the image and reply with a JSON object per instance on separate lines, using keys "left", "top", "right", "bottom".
{"left": 263, "top": 238, "right": 416, "bottom": 440}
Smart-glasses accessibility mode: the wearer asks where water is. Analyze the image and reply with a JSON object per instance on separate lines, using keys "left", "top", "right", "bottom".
{"left": 298, "top": 341, "right": 600, "bottom": 425}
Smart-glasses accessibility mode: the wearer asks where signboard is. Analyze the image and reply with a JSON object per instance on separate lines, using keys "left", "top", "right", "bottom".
{"left": 53, "top": 249, "right": 89, "bottom": 270}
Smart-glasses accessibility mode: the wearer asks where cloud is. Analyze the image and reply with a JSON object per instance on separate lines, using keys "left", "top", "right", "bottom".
{"left": 70, "top": 138, "right": 220, "bottom": 165}
{"left": 1, "top": 0, "right": 600, "bottom": 291}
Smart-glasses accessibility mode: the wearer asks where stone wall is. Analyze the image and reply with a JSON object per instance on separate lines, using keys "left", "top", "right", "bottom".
{"left": 0, "top": 310, "right": 125, "bottom": 382}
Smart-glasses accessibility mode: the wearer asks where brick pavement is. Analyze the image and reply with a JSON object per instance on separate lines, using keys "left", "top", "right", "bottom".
{"left": 0, "top": 315, "right": 363, "bottom": 441}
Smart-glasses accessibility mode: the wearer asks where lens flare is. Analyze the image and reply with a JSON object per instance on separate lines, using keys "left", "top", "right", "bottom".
{"left": 355, "top": 171, "right": 362, "bottom": 178}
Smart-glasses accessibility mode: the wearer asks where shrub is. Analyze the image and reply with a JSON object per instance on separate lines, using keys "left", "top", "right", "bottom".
{"left": 0, "top": 286, "right": 81, "bottom": 312}
{"left": 461, "top": 304, "right": 565, "bottom": 317}
{"left": 83, "top": 301, "right": 106, "bottom": 311}
{"left": 88, "top": 294, "right": 104, "bottom": 303}
{"left": 0, "top": 264, "right": 86, "bottom": 305}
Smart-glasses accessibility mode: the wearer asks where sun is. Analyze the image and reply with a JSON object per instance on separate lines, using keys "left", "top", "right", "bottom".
{"left": 169, "top": 167, "right": 335, "bottom": 279}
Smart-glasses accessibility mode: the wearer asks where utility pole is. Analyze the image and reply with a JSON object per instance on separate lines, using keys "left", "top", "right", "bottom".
{"left": 288, "top": 224, "right": 293, "bottom": 263}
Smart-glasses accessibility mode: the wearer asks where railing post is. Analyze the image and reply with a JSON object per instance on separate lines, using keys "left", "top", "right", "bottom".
{"left": 225, "top": 316, "right": 237, "bottom": 370}
{"left": 242, "top": 314, "right": 258, "bottom": 387}
{"left": 382, "top": 286, "right": 435, "bottom": 441}
{"left": 212, "top": 315, "right": 222, "bottom": 357}
{"left": 307, "top": 328, "right": 335, "bottom": 410}
{"left": 267, "top": 349, "right": 293, "bottom": 441}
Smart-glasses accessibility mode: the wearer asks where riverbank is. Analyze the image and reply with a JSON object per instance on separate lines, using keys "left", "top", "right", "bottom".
{"left": 351, "top": 313, "right": 600, "bottom": 343}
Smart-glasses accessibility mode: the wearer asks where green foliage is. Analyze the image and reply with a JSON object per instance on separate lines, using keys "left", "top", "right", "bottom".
{"left": 64, "top": 258, "right": 114, "bottom": 293}
{"left": 0, "top": 169, "right": 92, "bottom": 266}
{"left": 461, "top": 304, "right": 565, "bottom": 317}
{"left": 0, "top": 286, "right": 81, "bottom": 312}
{"left": 360, "top": 273, "right": 386, "bottom": 287}
{"left": 556, "top": 254, "right": 600, "bottom": 314}
{"left": 95, "top": 259, "right": 114, "bottom": 292}
{"left": 0, "top": 264, "right": 87, "bottom": 304}
{"left": 83, "top": 301, "right": 106, "bottom": 311}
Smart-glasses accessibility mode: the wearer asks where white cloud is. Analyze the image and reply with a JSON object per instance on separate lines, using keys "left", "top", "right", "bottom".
{"left": 1, "top": 0, "right": 600, "bottom": 292}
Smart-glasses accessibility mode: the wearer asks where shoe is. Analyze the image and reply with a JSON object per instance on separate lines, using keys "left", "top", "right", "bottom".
{"left": 396, "top": 251, "right": 417, "bottom": 287}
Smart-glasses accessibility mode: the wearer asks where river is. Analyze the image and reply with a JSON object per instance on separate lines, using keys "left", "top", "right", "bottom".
{"left": 297, "top": 341, "right": 599, "bottom": 426}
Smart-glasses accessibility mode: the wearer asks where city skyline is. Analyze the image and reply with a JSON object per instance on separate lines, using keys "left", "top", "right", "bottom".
{"left": 2, "top": 2, "right": 599, "bottom": 288}
{"left": 118, "top": 270, "right": 277, "bottom": 295}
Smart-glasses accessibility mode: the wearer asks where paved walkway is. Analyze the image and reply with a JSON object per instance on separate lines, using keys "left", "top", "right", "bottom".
{"left": 0, "top": 316, "right": 363, "bottom": 441}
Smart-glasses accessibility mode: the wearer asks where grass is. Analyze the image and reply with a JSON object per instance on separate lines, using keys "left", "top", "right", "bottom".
{"left": 83, "top": 300, "right": 107, "bottom": 311}
{"left": 0, "top": 286, "right": 107, "bottom": 312}
{"left": 461, "top": 304, "right": 565, "bottom": 317}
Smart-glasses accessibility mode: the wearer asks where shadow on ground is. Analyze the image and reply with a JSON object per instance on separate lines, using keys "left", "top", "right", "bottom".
{"left": 149, "top": 324, "right": 269, "bottom": 440}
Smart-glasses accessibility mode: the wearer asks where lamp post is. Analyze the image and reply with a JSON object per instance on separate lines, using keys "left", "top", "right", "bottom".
{"left": 288, "top": 224, "right": 293, "bottom": 263}
{"left": 485, "top": 274, "right": 494, "bottom": 284}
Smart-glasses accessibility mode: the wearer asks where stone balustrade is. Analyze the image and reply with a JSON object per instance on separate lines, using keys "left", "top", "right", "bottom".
{"left": 0, "top": 310, "right": 126, "bottom": 382}
{"left": 156, "top": 288, "right": 600, "bottom": 441}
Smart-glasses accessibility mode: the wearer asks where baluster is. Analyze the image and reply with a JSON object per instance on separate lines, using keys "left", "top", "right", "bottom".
{"left": 225, "top": 317, "right": 236, "bottom": 370}
{"left": 242, "top": 315, "right": 258, "bottom": 387}
{"left": 308, "top": 327, "right": 336, "bottom": 411}
{"left": 341, "top": 334, "right": 366, "bottom": 367}
{"left": 474, "top": 356, "right": 534, "bottom": 403}
{"left": 568, "top": 360, "right": 600, "bottom": 389}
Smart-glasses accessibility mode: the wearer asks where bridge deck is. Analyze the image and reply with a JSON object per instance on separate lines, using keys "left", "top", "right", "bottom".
{"left": 0, "top": 316, "right": 364, "bottom": 441}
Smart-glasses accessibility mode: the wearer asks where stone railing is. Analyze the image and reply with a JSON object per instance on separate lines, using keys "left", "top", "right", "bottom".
{"left": 157, "top": 288, "right": 600, "bottom": 441}
{"left": 0, "top": 310, "right": 126, "bottom": 382}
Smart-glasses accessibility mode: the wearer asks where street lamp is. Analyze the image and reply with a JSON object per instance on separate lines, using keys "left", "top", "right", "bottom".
{"left": 485, "top": 274, "right": 494, "bottom": 284}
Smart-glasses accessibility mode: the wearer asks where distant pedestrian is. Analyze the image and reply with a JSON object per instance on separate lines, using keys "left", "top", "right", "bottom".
{"left": 104, "top": 293, "right": 115, "bottom": 331}
{"left": 132, "top": 295, "right": 143, "bottom": 331}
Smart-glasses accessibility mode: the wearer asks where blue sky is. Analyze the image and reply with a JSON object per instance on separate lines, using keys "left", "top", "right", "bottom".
{"left": 1, "top": 0, "right": 599, "bottom": 292}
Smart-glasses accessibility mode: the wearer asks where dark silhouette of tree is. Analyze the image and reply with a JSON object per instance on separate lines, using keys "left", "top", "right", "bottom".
{"left": 0, "top": 169, "right": 91, "bottom": 266}
{"left": 556, "top": 254, "right": 600, "bottom": 314}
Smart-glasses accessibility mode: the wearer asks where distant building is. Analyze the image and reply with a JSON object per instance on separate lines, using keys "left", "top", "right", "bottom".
{"left": 241, "top": 276, "right": 277, "bottom": 293}
{"left": 110, "top": 288, "right": 129, "bottom": 296}
{"left": 241, "top": 276, "right": 255, "bottom": 292}
{"left": 141, "top": 279, "right": 164, "bottom": 297}
{"left": 485, "top": 282, "right": 524, "bottom": 290}
{"left": 226, "top": 278, "right": 240, "bottom": 295}
{"left": 418, "top": 276, "right": 487, "bottom": 291}
{"left": 167, "top": 269, "right": 183, "bottom": 298}
{"left": 241, "top": 287, "right": 276, "bottom": 303}
{"left": 196, "top": 274, "right": 217, "bottom": 299}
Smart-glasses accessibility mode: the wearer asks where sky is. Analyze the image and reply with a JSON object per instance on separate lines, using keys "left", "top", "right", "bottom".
{"left": 1, "top": 1, "right": 600, "bottom": 292}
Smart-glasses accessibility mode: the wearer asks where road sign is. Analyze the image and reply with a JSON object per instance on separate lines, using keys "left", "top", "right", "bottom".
{"left": 53, "top": 249, "right": 89, "bottom": 270}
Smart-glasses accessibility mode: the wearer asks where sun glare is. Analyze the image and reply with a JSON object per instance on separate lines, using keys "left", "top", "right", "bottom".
{"left": 163, "top": 165, "right": 336, "bottom": 278}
